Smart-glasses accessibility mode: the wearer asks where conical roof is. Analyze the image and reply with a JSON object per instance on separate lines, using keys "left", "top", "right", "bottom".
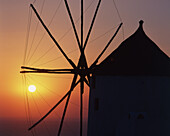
{"left": 95, "top": 20, "right": 170, "bottom": 76}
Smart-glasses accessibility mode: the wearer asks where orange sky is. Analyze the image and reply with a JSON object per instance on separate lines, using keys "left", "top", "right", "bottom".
{"left": 0, "top": 0, "right": 170, "bottom": 124}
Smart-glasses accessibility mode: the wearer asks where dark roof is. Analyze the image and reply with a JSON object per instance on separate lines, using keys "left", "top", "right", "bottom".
{"left": 95, "top": 20, "right": 170, "bottom": 76}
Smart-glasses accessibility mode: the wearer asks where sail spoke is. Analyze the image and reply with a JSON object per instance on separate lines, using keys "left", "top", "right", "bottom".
{"left": 30, "top": 4, "right": 76, "bottom": 69}
{"left": 64, "top": 0, "right": 81, "bottom": 50}
{"left": 80, "top": 80, "right": 84, "bottom": 136}
{"left": 90, "top": 23, "right": 123, "bottom": 68}
{"left": 20, "top": 66, "right": 74, "bottom": 74}
{"left": 81, "top": 0, "right": 83, "bottom": 49}
{"left": 58, "top": 92, "right": 72, "bottom": 136}
{"left": 20, "top": 71, "right": 74, "bottom": 74}
{"left": 28, "top": 79, "right": 79, "bottom": 131}
{"left": 57, "top": 74, "right": 78, "bottom": 135}
{"left": 21, "top": 66, "right": 73, "bottom": 72}
{"left": 83, "top": 0, "right": 101, "bottom": 50}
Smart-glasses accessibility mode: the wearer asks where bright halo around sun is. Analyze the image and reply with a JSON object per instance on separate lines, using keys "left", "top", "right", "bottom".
{"left": 28, "top": 85, "right": 36, "bottom": 92}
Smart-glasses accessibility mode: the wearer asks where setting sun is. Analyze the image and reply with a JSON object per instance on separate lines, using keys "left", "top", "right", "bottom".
{"left": 28, "top": 85, "right": 36, "bottom": 93}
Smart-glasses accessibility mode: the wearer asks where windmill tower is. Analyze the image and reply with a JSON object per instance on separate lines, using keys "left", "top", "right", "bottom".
{"left": 20, "top": 0, "right": 122, "bottom": 135}
{"left": 88, "top": 21, "right": 170, "bottom": 136}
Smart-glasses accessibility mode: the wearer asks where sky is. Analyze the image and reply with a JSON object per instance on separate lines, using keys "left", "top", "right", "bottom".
{"left": 0, "top": 0, "right": 170, "bottom": 135}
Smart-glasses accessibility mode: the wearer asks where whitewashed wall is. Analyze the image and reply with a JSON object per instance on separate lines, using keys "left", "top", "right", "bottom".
{"left": 88, "top": 76, "right": 170, "bottom": 136}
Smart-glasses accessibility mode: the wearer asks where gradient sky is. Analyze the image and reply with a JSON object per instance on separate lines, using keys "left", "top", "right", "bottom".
{"left": 0, "top": 0, "right": 170, "bottom": 135}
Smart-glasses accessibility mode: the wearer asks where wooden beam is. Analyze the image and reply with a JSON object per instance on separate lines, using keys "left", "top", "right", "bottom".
{"left": 80, "top": 79, "right": 84, "bottom": 136}
{"left": 30, "top": 4, "right": 76, "bottom": 69}
{"left": 57, "top": 74, "right": 78, "bottom": 136}
{"left": 28, "top": 79, "right": 80, "bottom": 131}
{"left": 83, "top": 0, "right": 101, "bottom": 50}
{"left": 90, "top": 23, "right": 123, "bottom": 68}
{"left": 64, "top": 0, "right": 81, "bottom": 50}
{"left": 21, "top": 66, "right": 73, "bottom": 72}
{"left": 20, "top": 71, "right": 74, "bottom": 74}
{"left": 81, "top": 0, "right": 83, "bottom": 49}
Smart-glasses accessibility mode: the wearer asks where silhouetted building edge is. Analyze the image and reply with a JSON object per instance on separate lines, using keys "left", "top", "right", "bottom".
{"left": 88, "top": 20, "right": 170, "bottom": 136}
{"left": 95, "top": 20, "right": 170, "bottom": 76}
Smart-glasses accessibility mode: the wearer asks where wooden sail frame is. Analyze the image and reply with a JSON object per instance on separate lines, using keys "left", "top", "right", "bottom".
{"left": 21, "top": 0, "right": 122, "bottom": 135}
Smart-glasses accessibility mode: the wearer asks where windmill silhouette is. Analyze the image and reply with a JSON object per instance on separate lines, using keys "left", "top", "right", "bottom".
{"left": 20, "top": 0, "right": 122, "bottom": 135}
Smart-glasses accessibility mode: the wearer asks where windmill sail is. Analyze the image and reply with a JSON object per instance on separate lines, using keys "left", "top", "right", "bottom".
{"left": 21, "top": 0, "right": 122, "bottom": 135}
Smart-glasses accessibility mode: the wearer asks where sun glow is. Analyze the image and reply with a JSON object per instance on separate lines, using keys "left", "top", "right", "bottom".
{"left": 28, "top": 85, "right": 36, "bottom": 92}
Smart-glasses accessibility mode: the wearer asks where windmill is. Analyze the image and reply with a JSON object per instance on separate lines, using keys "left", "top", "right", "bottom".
{"left": 20, "top": 0, "right": 122, "bottom": 135}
